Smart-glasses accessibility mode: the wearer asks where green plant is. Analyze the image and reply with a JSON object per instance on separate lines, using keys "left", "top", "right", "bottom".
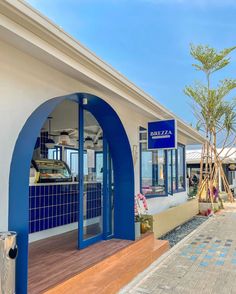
{"left": 184, "top": 44, "right": 236, "bottom": 202}
{"left": 185, "top": 44, "right": 236, "bottom": 142}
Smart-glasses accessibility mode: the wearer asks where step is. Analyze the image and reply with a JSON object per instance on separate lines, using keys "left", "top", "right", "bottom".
{"left": 45, "top": 233, "right": 169, "bottom": 294}
{"left": 152, "top": 239, "right": 170, "bottom": 260}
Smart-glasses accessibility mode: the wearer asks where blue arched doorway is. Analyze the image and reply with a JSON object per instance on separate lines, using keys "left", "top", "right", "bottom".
{"left": 9, "top": 93, "right": 134, "bottom": 294}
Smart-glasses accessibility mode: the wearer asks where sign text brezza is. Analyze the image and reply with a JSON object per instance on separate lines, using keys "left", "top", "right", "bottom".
{"left": 148, "top": 119, "right": 177, "bottom": 150}
{"left": 150, "top": 130, "right": 172, "bottom": 139}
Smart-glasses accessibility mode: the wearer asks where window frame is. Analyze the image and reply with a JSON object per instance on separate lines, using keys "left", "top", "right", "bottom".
{"left": 139, "top": 127, "right": 186, "bottom": 198}
{"left": 139, "top": 142, "right": 168, "bottom": 198}
{"left": 171, "top": 144, "right": 186, "bottom": 194}
{"left": 167, "top": 149, "right": 173, "bottom": 195}
{"left": 176, "top": 143, "right": 186, "bottom": 193}
{"left": 47, "top": 146, "right": 62, "bottom": 160}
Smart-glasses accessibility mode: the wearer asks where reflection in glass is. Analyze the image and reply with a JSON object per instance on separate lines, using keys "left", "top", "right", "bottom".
{"left": 172, "top": 150, "right": 176, "bottom": 191}
{"left": 65, "top": 148, "right": 89, "bottom": 180}
{"left": 167, "top": 150, "right": 172, "bottom": 194}
{"left": 141, "top": 142, "right": 166, "bottom": 196}
{"left": 83, "top": 110, "right": 103, "bottom": 240}
{"left": 177, "top": 146, "right": 185, "bottom": 189}
{"left": 48, "top": 147, "right": 61, "bottom": 160}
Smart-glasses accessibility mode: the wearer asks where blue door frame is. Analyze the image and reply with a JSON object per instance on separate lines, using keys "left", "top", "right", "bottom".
{"left": 78, "top": 103, "right": 112, "bottom": 248}
{"left": 78, "top": 99, "right": 112, "bottom": 249}
{"left": 103, "top": 137, "right": 114, "bottom": 239}
{"left": 9, "top": 93, "right": 134, "bottom": 294}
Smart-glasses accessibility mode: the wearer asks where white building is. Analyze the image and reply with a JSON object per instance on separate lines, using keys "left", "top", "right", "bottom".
{"left": 0, "top": 1, "right": 204, "bottom": 293}
{"left": 186, "top": 148, "right": 236, "bottom": 192}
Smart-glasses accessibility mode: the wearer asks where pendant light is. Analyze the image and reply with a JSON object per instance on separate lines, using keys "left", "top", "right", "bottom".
{"left": 84, "top": 136, "right": 93, "bottom": 149}
{"left": 59, "top": 131, "right": 71, "bottom": 145}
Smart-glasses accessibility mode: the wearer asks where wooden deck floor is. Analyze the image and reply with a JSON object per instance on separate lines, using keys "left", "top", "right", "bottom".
{"left": 45, "top": 233, "right": 169, "bottom": 294}
{"left": 28, "top": 230, "right": 132, "bottom": 294}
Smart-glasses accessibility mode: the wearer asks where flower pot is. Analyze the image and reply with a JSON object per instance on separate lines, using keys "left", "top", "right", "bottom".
{"left": 199, "top": 202, "right": 219, "bottom": 214}
{"left": 141, "top": 220, "right": 151, "bottom": 234}
{"left": 135, "top": 221, "right": 141, "bottom": 240}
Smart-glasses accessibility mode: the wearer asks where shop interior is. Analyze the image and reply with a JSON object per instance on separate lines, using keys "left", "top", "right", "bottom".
{"left": 28, "top": 99, "right": 115, "bottom": 292}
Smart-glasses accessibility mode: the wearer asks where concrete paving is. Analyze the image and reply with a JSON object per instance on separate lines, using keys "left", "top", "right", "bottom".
{"left": 121, "top": 203, "right": 236, "bottom": 294}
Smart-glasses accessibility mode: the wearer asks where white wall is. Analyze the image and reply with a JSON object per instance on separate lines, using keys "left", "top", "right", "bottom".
{"left": 0, "top": 40, "right": 145, "bottom": 231}
{"left": 147, "top": 191, "right": 188, "bottom": 215}
{"left": 29, "top": 223, "right": 78, "bottom": 243}
{"left": 0, "top": 39, "right": 189, "bottom": 232}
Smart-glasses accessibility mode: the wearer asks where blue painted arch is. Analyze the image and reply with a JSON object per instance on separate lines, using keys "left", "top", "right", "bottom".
{"left": 9, "top": 93, "right": 135, "bottom": 294}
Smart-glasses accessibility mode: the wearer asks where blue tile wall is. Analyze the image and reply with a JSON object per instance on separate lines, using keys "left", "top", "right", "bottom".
{"left": 86, "top": 183, "right": 102, "bottom": 219}
{"left": 29, "top": 182, "right": 102, "bottom": 234}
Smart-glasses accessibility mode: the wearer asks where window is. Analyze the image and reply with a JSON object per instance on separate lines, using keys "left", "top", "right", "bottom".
{"left": 177, "top": 145, "right": 185, "bottom": 190}
{"left": 167, "top": 150, "right": 172, "bottom": 194}
{"left": 140, "top": 127, "right": 185, "bottom": 197}
{"left": 48, "top": 147, "right": 61, "bottom": 160}
{"left": 228, "top": 170, "right": 236, "bottom": 185}
{"left": 140, "top": 130, "right": 167, "bottom": 197}
{"left": 65, "top": 148, "right": 79, "bottom": 177}
{"left": 167, "top": 145, "right": 185, "bottom": 193}
{"left": 96, "top": 152, "right": 103, "bottom": 182}
{"left": 172, "top": 149, "right": 177, "bottom": 191}
{"left": 65, "top": 148, "right": 88, "bottom": 178}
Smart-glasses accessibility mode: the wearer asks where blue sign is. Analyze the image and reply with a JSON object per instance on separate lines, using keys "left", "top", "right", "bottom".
{"left": 148, "top": 119, "right": 177, "bottom": 150}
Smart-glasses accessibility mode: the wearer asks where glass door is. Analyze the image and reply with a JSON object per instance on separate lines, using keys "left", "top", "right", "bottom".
{"left": 102, "top": 140, "right": 114, "bottom": 239}
{"left": 107, "top": 152, "right": 114, "bottom": 238}
{"left": 78, "top": 107, "right": 113, "bottom": 248}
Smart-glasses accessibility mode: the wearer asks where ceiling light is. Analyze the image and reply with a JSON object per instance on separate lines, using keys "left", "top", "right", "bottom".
{"left": 59, "top": 131, "right": 70, "bottom": 145}
{"left": 84, "top": 137, "right": 93, "bottom": 149}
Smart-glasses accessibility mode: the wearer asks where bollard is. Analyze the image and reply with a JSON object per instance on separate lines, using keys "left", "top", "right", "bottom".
{"left": 0, "top": 232, "right": 17, "bottom": 294}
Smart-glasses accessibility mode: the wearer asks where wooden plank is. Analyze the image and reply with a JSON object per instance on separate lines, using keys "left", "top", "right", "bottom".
{"left": 45, "top": 234, "right": 169, "bottom": 294}
{"left": 28, "top": 230, "right": 132, "bottom": 294}
{"left": 28, "top": 231, "right": 169, "bottom": 294}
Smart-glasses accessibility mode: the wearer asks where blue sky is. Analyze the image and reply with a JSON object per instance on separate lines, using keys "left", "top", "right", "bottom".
{"left": 26, "top": 0, "right": 236, "bottom": 126}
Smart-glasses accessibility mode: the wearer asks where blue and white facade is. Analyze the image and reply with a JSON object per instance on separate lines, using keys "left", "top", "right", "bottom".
{"left": 0, "top": 1, "right": 205, "bottom": 293}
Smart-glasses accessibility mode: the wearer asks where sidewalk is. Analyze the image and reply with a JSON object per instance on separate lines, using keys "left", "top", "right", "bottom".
{"left": 121, "top": 203, "right": 236, "bottom": 294}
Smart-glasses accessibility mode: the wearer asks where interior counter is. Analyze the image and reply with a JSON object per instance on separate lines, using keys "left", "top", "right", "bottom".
{"left": 29, "top": 181, "right": 102, "bottom": 234}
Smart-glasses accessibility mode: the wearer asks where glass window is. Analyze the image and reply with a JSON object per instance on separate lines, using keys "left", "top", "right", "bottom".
{"left": 139, "top": 128, "right": 185, "bottom": 196}
{"left": 141, "top": 142, "right": 166, "bottom": 196}
{"left": 65, "top": 148, "right": 88, "bottom": 178}
{"left": 167, "top": 150, "right": 172, "bottom": 194}
{"left": 177, "top": 145, "right": 185, "bottom": 190}
{"left": 172, "top": 150, "right": 177, "bottom": 191}
{"left": 96, "top": 152, "right": 103, "bottom": 182}
{"left": 48, "top": 147, "right": 61, "bottom": 160}
{"left": 168, "top": 146, "right": 185, "bottom": 193}
{"left": 83, "top": 153, "right": 88, "bottom": 176}
{"left": 228, "top": 171, "right": 236, "bottom": 185}
{"left": 83, "top": 110, "right": 103, "bottom": 240}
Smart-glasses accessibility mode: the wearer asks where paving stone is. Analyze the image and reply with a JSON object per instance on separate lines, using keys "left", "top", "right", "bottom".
{"left": 121, "top": 203, "right": 236, "bottom": 294}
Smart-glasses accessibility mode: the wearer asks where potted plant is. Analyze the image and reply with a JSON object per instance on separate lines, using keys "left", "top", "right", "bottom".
{"left": 199, "top": 185, "right": 221, "bottom": 214}
{"left": 135, "top": 193, "right": 149, "bottom": 238}
{"left": 134, "top": 214, "right": 141, "bottom": 240}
